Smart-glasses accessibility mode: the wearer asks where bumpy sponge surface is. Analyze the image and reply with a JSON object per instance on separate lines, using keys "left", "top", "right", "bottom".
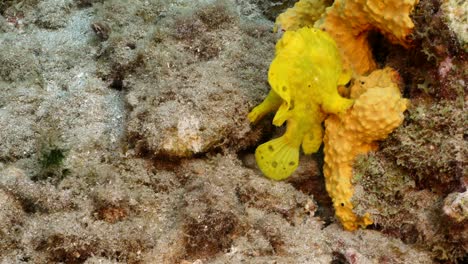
{"left": 318, "top": 0, "right": 419, "bottom": 74}
{"left": 323, "top": 68, "right": 408, "bottom": 230}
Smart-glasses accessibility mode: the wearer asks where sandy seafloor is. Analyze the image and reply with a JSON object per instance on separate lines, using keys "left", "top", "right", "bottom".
{"left": 0, "top": 0, "right": 466, "bottom": 263}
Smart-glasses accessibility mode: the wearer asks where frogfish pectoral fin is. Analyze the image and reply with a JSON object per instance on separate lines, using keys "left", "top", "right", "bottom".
{"left": 248, "top": 90, "right": 283, "bottom": 124}
{"left": 302, "top": 125, "right": 323, "bottom": 154}
{"left": 272, "top": 102, "right": 290, "bottom": 127}
{"left": 321, "top": 94, "right": 354, "bottom": 114}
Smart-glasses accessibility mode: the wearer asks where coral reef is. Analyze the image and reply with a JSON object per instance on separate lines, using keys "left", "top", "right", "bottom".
{"left": 381, "top": 101, "right": 466, "bottom": 194}
{"left": 0, "top": 0, "right": 466, "bottom": 263}
{"left": 116, "top": 0, "right": 275, "bottom": 158}
{"left": 0, "top": 155, "right": 433, "bottom": 263}
{"left": 353, "top": 151, "right": 467, "bottom": 261}
{"left": 342, "top": 0, "right": 467, "bottom": 259}
{"left": 350, "top": 91, "right": 466, "bottom": 260}
{"left": 405, "top": 0, "right": 467, "bottom": 101}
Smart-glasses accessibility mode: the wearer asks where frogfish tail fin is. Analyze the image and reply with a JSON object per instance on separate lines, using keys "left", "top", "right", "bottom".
{"left": 254, "top": 136, "right": 299, "bottom": 181}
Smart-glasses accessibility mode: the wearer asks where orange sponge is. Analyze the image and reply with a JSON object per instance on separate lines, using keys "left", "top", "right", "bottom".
{"left": 316, "top": 0, "right": 419, "bottom": 75}
{"left": 276, "top": 0, "right": 419, "bottom": 75}
{"left": 323, "top": 68, "right": 408, "bottom": 230}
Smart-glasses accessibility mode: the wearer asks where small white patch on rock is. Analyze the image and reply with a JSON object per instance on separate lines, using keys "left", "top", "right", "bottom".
{"left": 162, "top": 115, "right": 204, "bottom": 155}
{"left": 441, "top": 0, "right": 468, "bottom": 51}
{"left": 443, "top": 190, "right": 468, "bottom": 223}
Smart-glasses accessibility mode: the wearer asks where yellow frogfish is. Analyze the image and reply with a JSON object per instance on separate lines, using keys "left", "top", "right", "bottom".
{"left": 248, "top": 27, "right": 353, "bottom": 180}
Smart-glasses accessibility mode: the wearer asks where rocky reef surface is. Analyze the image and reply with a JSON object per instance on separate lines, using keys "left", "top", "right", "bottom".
{"left": 0, "top": 0, "right": 466, "bottom": 263}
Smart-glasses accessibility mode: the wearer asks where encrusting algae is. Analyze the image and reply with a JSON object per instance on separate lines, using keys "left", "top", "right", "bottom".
{"left": 248, "top": 27, "right": 353, "bottom": 181}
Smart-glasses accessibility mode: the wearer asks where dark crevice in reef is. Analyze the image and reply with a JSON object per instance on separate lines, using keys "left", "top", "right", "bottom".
{"left": 368, "top": 30, "right": 392, "bottom": 68}
{"left": 238, "top": 121, "right": 336, "bottom": 226}
{"left": 331, "top": 251, "right": 350, "bottom": 264}
{"left": 289, "top": 148, "right": 335, "bottom": 227}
